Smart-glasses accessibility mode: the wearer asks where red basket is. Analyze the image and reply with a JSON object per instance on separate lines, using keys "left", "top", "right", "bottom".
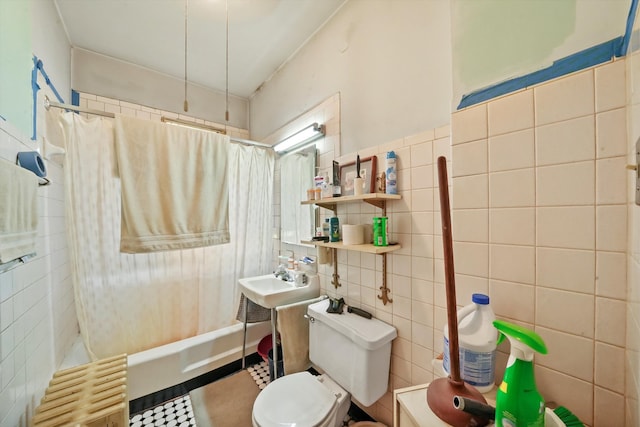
{"left": 257, "top": 334, "right": 273, "bottom": 361}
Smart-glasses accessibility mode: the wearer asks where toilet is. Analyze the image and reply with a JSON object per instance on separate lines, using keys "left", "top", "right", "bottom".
{"left": 252, "top": 298, "right": 397, "bottom": 427}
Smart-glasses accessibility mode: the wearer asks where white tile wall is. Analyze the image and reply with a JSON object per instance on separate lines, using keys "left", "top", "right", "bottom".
{"left": 489, "top": 128, "right": 535, "bottom": 172}
{"left": 453, "top": 59, "right": 629, "bottom": 426}
{"left": 0, "top": 92, "right": 252, "bottom": 426}
{"left": 0, "top": 118, "right": 76, "bottom": 426}
{"left": 271, "top": 111, "right": 455, "bottom": 423}
{"left": 488, "top": 89, "right": 534, "bottom": 136}
{"left": 536, "top": 116, "right": 595, "bottom": 166}
{"left": 630, "top": 39, "right": 640, "bottom": 427}
{"left": 534, "top": 70, "right": 595, "bottom": 125}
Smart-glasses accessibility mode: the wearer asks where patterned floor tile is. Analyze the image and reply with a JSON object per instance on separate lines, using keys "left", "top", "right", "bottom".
{"left": 130, "top": 395, "right": 196, "bottom": 427}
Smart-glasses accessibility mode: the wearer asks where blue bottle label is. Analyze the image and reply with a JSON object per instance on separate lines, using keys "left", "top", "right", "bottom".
{"left": 386, "top": 165, "right": 397, "bottom": 194}
{"left": 443, "top": 336, "right": 496, "bottom": 387}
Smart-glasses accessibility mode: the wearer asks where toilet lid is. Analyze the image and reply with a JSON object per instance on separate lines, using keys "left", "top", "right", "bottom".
{"left": 253, "top": 372, "right": 337, "bottom": 427}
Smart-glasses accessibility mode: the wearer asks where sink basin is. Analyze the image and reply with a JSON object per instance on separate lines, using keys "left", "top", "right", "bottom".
{"left": 238, "top": 274, "right": 320, "bottom": 308}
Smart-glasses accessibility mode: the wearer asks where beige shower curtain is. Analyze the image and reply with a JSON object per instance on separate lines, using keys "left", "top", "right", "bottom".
{"left": 58, "top": 112, "right": 274, "bottom": 360}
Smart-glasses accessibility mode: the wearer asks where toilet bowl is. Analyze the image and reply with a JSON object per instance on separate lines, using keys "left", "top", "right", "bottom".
{"left": 251, "top": 299, "right": 397, "bottom": 427}
{"left": 252, "top": 372, "right": 350, "bottom": 427}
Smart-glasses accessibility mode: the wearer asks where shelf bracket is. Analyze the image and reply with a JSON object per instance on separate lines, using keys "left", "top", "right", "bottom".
{"left": 377, "top": 253, "right": 393, "bottom": 305}
{"left": 331, "top": 248, "right": 341, "bottom": 289}
{"left": 364, "top": 199, "right": 386, "bottom": 212}
{"left": 315, "top": 202, "right": 337, "bottom": 214}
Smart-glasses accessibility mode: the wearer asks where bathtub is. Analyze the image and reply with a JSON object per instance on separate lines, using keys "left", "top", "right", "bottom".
{"left": 127, "top": 320, "right": 271, "bottom": 400}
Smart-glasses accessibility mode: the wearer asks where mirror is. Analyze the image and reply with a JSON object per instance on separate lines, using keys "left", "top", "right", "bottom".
{"left": 280, "top": 145, "right": 317, "bottom": 245}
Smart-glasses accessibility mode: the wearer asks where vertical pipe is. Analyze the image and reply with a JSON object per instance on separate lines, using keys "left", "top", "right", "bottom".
{"left": 242, "top": 296, "right": 249, "bottom": 369}
{"left": 271, "top": 308, "right": 279, "bottom": 379}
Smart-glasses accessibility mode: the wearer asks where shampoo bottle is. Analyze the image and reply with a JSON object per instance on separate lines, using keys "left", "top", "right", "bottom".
{"left": 329, "top": 217, "right": 340, "bottom": 242}
{"left": 493, "top": 319, "right": 548, "bottom": 427}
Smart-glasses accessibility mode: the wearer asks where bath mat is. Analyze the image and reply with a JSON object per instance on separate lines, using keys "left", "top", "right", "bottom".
{"left": 189, "top": 369, "right": 261, "bottom": 427}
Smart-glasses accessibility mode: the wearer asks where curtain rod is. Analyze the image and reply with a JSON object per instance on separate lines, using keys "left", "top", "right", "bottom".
{"left": 43, "top": 96, "right": 272, "bottom": 148}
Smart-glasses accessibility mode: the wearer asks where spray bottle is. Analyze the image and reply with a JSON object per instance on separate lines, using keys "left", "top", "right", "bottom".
{"left": 493, "top": 320, "right": 548, "bottom": 427}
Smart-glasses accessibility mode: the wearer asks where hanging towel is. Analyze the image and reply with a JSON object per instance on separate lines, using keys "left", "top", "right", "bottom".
{"left": 236, "top": 293, "right": 271, "bottom": 323}
{"left": 43, "top": 107, "right": 66, "bottom": 163}
{"left": 276, "top": 295, "right": 327, "bottom": 375}
{"left": 114, "top": 114, "right": 230, "bottom": 253}
{"left": 0, "top": 158, "right": 39, "bottom": 263}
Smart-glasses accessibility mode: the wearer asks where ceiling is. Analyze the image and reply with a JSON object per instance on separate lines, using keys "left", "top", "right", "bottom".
{"left": 54, "top": 0, "right": 347, "bottom": 99}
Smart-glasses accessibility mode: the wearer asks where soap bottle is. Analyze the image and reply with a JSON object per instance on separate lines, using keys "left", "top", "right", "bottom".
{"left": 493, "top": 320, "right": 548, "bottom": 427}
{"left": 322, "top": 218, "right": 331, "bottom": 237}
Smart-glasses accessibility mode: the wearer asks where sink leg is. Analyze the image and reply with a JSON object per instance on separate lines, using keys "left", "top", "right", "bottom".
{"left": 271, "top": 308, "right": 279, "bottom": 380}
{"left": 242, "top": 295, "right": 249, "bottom": 369}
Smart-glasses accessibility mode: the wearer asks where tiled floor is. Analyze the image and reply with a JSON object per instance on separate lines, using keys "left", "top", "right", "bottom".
{"left": 247, "top": 360, "right": 271, "bottom": 390}
{"left": 129, "top": 395, "right": 196, "bottom": 427}
{"left": 129, "top": 362, "right": 268, "bottom": 427}
{"left": 129, "top": 361, "right": 373, "bottom": 426}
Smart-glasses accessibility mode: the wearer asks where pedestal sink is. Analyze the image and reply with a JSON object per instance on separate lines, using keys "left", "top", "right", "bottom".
{"left": 238, "top": 273, "right": 321, "bottom": 379}
{"left": 238, "top": 274, "right": 320, "bottom": 309}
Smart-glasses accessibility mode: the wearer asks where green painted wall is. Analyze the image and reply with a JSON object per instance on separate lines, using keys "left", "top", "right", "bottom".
{"left": 452, "top": 0, "right": 631, "bottom": 106}
{"left": 0, "top": 0, "right": 32, "bottom": 135}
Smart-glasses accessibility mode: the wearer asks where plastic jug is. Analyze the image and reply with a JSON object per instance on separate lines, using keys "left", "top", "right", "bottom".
{"left": 443, "top": 293, "right": 498, "bottom": 393}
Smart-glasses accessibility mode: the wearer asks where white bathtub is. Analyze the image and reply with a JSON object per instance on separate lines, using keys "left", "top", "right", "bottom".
{"left": 127, "top": 320, "right": 271, "bottom": 400}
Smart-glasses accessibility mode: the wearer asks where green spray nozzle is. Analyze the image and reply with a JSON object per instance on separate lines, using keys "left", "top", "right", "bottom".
{"left": 494, "top": 320, "right": 547, "bottom": 362}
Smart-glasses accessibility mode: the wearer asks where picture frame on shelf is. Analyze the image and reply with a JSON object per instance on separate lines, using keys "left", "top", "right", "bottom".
{"left": 340, "top": 155, "right": 377, "bottom": 196}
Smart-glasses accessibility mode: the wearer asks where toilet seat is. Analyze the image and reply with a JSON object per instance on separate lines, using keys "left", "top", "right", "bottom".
{"left": 253, "top": 372, "right": 338, "bottom": 427}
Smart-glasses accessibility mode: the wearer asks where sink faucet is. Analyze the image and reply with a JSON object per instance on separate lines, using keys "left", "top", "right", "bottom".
{"left": 277, "top": 271, "right": 294, "bottom": 282}
{"left": 274, "top": 264, "right": 293, "bottom": 281}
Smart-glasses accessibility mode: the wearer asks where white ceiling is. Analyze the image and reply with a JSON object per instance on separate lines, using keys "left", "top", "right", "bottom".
{"left": 54, "top": 0, "right": 346, "bottom": 99}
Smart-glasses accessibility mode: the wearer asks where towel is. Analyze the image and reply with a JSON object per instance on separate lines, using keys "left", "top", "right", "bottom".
{"left": 236, "top": 294, "right": 271, "bottom": 323}
{"left": 0, "top": 158, "right": 39, "bottom": 263}
{"left": 114, "top": 114, "right": 230, "bottom": 253}
{"left": 276, "top": 296, "right": 327, "bottom": 375}
{"left": 43, "top": 107, "right": 67, "bottom": 163}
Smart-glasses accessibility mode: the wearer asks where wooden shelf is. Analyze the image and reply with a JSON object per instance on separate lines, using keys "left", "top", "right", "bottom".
{"left": 302, "top": 192, "right": 401, "bottom": 304}
{"left": 302, "top": 240, "right": 401, "bottom": 254}
{"left": 302, "top": 193, "right": 401, "bottom": 211}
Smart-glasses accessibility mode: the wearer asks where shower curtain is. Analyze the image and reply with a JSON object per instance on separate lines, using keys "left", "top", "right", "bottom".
{"left": 58, "top": 112, "right": 275, "bottom": 360}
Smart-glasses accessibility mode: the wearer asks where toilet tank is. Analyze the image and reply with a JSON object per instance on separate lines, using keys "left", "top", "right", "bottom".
{"left": 307, "top": 299, "right": 397, "bottom": 407}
